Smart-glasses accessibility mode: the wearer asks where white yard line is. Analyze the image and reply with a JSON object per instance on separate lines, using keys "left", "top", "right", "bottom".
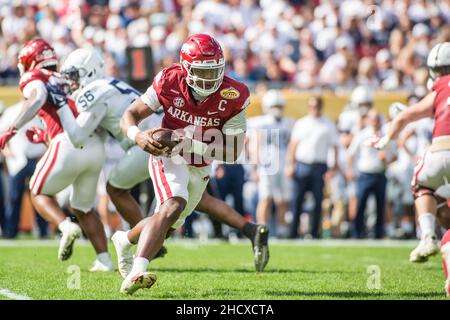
{"left": 0, "top": 289, "right": 32, "bottom": 300}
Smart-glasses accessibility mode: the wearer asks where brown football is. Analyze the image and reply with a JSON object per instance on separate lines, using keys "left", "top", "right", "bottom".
{"left": 151, "top": 128, "right": 181, "bottom": 149}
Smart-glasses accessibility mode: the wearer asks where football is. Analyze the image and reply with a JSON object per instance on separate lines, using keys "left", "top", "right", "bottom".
{"left": 151, "top": 127, "right": 181, "bottom": 149}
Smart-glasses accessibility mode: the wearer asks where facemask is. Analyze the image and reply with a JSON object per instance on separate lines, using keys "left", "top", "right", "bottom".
{"left": 269, "top": 107, "right": 283, "bottom": 119}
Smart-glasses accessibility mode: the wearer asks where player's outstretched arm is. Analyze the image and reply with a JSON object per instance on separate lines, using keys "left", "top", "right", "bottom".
{"left": 386, "top": 91, "right": 436, "bottom": 141}
{"left": 0, "top": 80, "right": 48, "bottom": 149}
{"left": 372, "top": 91, "right": 436, "bottom": 150}
{"left": 120, "top": 98, "right": 167, "bottom": 156}
{"left": 59, "top": 103, "right": 107, "bottom": 148}
{"left": 46, "top": 84, "right": 107, "bottom": 148}
{"left": 13, "top": 81, "right": 47, "bottom": 130}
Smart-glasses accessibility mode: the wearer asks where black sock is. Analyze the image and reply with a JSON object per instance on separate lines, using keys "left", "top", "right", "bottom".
{"left": 242, "top": 222, "right": 258, "bottom": 241}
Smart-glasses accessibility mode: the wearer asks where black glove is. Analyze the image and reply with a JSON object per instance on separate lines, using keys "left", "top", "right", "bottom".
{"left": 46, "top": 84, "right": 68, "bottom": 109}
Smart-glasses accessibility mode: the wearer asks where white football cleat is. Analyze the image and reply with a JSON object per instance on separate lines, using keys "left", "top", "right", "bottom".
{"left": 120, "top": 272, "right": 157, "bottom": 295}
{"left": 112, "top": 231, "right": 133, "bottom": 279}
{"left": 441, "top": 243, "right": 450, "bottom": 297}
{"left": 58, "top": 220, "right": 81, "bottom": 261}
{"left": 409, "top": 234, "right": 440, "bottom": 263}
{"left": 89, "top": 258, "right": 115, "bottom": 272}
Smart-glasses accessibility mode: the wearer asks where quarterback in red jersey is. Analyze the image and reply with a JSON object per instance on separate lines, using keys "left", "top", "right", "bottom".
{"left": 118, "top": 34, "right": 268, "bottom": 294}
{"left": 372, "top": 42, "right": 450, "bottom": 295}
{"left": 0, "top": 39, "right": 113, "bottom": 270}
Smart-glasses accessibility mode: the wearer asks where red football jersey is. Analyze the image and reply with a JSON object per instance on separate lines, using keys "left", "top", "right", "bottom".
{"left": 152, "top": 64, "right": 250, "bottom": 166}
{"left": 432, "top": 74, "right": 450, "bottom": 138}
{"left": 19, "top": 69, "right": 78, "bottom": 140}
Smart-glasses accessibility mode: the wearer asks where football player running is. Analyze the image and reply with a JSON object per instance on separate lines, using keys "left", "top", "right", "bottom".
{"left": 118, "top": 34, "right": 267, "bottom": 294}
{"left": 0, "top": 39, "right": 113, "bottom": 270}
{"left": 53, "top": 47, "right": 269, "bottom": 280}
{"left": 371, "top": 42, "right": 450, "bottom": 266}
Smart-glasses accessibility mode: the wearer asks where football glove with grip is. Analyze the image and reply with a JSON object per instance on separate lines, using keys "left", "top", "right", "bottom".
{"left": 25, "top": 126, "right": 47, "bottom": 145}
{"left": 47, "top": 84, "right": 68, "bottom": 109}
{"left": 0, "top": 128, "right": 17, "bottom": 149}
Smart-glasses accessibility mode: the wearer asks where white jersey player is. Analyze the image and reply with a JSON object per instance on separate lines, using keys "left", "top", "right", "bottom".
{"left": 57, "top": 48, "right": 164, "bottom": 227}
{"left": 338, "top": 85, "right": 374, "bottom": 134}
{"left": 254, "top": 90, "right": 294, "bottom": 237}
{"left": 0, "top": 39, "right": 113, "bottom": 271}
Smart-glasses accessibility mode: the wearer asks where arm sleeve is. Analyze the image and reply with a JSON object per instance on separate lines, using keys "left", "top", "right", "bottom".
{"left": 221, "top": 95, "right": 250, "bottom": 135}
{"left": 140, "top": 85, "right": 161, "bottom": 111}
{"left": 57, "top": 102, "right": 107, "bottom": 148}
{"left": 140, "top": 70, "right": 163, "bottom": 111}
{"left": 222, "top": 109, "right": 247, "bottom": 135}
{"left": 14, "top": 80, "right": 47, "bottom": 129}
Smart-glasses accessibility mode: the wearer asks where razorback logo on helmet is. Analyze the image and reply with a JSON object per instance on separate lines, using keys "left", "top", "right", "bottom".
{"left": 36, "top": 49, "right": 56, "bottom": 61}
{"left": 220, "top": 87, "right": 240, "bottom": 99}
{"left": 180, "top": 42, "right": 195, "bottom": 56}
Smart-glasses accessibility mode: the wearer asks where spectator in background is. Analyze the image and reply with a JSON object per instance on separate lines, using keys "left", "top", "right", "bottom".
{"left": 320, "top": 36, "right": 355, "bottom": 89}
{"left": 0, "top": 102, "right": 48, "bottom": 239}
{"left": 0, "top": 0, "right": 449, "bottom": 92}
{"left": 375, "top": 48, "right": 400, "bottom": 91}
{"left": 286, "top": 96, "right": 338, "bottom": 238}
{"left": 356, "top": 57, "right": 379, "bottom": 88}
{"left": 347, "top": 109, "right": 396, "bottom": 239}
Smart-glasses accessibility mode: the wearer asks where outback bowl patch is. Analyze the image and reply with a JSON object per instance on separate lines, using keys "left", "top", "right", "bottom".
{"left": 220, "top": 88, "right": 240, "bottom": 99}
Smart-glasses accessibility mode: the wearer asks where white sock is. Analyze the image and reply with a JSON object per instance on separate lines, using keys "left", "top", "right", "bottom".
{"left": 119, "top": 230, "right": 133, "bottom": 249}
{"left": 131, "top": 257, "right": 149, "bottom": 275}
{"left": 58, "top": 218, "right": 71, "bottom": 232}
{"left": 97, "top": 252, "right": 111, "bottom": 263}
{"left": 418, "top": 213, "right": 436, "bottom": 238}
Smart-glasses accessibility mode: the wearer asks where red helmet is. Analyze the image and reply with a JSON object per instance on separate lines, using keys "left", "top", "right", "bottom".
{"left": 17, "top": 39, "right": 57, "bottom": 76}
{"left": 180, "top": 34, "right": 225, "bottom": 97}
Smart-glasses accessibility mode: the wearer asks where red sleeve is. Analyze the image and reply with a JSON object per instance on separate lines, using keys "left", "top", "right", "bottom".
{"left": 151, "top": 69, "right": 165, "bottom": 97}
{"left": 432, "top": 75, "right": 450, "bottom": 92}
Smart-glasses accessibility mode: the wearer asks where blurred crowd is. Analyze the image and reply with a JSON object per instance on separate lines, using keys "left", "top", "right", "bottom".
{"left": 0, "top": 0, "right": 450, "bottom": 89}
{"left": 0, "top": 0, "right": 449, "bottom": 240}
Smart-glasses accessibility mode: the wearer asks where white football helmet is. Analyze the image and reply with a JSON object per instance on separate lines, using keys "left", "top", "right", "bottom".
{"left": 262, "top": 89, "right": 285, "bottom": 115}
{"left": 61, "top": 48, "right": 105, "bottom": 89}
{"left": 350, "top": 86, "right": 373, "bottom": 107}
{"left": 427, "top": 42, "right": 450, "bottom": 80}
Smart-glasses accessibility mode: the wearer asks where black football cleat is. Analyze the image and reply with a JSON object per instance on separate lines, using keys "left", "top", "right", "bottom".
{"left": 153, "top": 246, "right": 168, "bottom": 259}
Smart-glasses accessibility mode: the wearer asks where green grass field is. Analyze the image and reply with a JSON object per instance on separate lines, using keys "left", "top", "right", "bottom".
{"left": 0, "top": 239, "right": 446, "bottom": 300}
